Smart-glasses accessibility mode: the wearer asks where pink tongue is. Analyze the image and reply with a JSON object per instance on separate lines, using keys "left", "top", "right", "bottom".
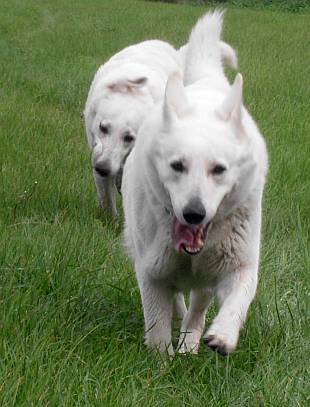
{"left": 172, "top": 216, "right": 198, "bottom": 253}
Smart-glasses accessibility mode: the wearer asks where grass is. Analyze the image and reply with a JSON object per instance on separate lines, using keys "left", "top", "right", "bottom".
{"left": 147, "top": 0, "right": 310, "bottom": 13}
{"left": 0, "top": 0, "right": 309, "bottom": 405}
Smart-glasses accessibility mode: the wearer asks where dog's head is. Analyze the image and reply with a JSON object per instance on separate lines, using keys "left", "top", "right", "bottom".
{"left": 150, "top": 72, "right": 256, "bottom": 256}
{"left": 87, "top": 74, "right": 153, "bottom": 179}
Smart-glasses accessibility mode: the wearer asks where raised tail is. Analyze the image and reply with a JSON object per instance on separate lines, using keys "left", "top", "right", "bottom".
{"left": 179, "top": 40, "right": 237, "bottom": 73}
{"left": 220, "top": 41, "right": 237, "bottom": 70}
{"left": 184, "top": 10, "right": 225, "bottom": 85}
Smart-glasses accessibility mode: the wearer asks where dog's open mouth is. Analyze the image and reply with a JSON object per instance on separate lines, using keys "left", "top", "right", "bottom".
{"left": 172, "top": 216, "right": 210, "bottom": 255}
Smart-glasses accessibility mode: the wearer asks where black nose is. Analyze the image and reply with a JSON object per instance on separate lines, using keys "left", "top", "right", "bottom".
{"left": 94, "top": 163, "right": 110, "bottom": 177}
{"left": 183, "top": 198, "right": 206, "bottom": 225}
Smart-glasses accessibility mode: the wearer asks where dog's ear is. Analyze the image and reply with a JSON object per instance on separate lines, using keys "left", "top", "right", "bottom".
{"left": 107, "top": 77, "right": 148, "bottom": 93}
{"left": 217, "top": 73, "right": 243, "bottom": 125}
{"left": 163, "top": 71, "right": 189, "bottom": 127}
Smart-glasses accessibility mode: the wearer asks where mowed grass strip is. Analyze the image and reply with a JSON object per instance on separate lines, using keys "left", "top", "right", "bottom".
{"left": 0, "top": 0, "right": 309, "bottom": 405}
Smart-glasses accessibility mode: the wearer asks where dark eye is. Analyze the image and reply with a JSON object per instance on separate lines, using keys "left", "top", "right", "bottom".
{"left": 99, "top": 122, "right": 110, "bottom": 134}
{"left": 123, "top": 133, "right": 135, "bottom": 143}
{"left": 212, "top": 164, "right": 227, "bottom": 175}
{"left": 170, "top": 161, "right": 185, "bottom": 173}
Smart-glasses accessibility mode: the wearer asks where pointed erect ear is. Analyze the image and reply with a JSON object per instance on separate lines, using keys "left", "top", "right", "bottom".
{"left": 218, "top": 73, "right": 243, "bottom": 123}
{"left": 107, "top": 77, "right": 148, "bottom": 93}
{"left": 163, "top": 71, "right": 189, "bottom": 126}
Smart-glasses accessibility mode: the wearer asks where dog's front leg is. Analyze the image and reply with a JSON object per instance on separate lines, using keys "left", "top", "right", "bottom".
{"left": 178, "top": 288, "right": 213, "bottom": 354}
{"left": 137, "top": 274, "right": 174, "bottom": 355}
{"left": 204, "top": 266, "right": 258, "bottom": 355}
{"left": 93, "top": 170, "right": 117, "bottom": 216}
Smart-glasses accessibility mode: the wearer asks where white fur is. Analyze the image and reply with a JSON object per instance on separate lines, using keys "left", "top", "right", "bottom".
{"left": 84, "top": 40, "right": 182, "bottom": 215}
{"left": 122, "top": 11, "right": 268, "bottom": 356}
{"left": 84, "top": 36, "right": 238, "bottom": 215}
{"left": 179, "top": 40, "right": 238, "bottom": 72}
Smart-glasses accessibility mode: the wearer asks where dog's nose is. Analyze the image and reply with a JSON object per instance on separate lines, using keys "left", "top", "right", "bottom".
{"left": 94, "top": 163, "right": 110, "bottom": 177}
{"left": 183, "top": 198, "right": 206, "bottom": 225}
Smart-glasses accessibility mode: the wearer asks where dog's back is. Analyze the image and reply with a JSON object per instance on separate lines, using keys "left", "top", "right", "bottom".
{"left": 86, "top": 40, "right": 181, "bottom": 110}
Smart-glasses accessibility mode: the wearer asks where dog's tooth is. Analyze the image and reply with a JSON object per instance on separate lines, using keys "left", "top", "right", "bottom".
{"left": 183, "top": 243, "right": 203, "bottom": 255}
{"left": 197, "top": 237, "right": 203, "bottom": 247}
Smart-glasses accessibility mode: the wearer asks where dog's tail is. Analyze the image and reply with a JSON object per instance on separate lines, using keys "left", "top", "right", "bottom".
{"left": 220, "top": 41, "right": 237, "bottom": 70}
{"left": 179, "top": 40, "right": 237, "bottom": 72}
{"left": 184, "top": 10, "right": 225, "bottom": 85}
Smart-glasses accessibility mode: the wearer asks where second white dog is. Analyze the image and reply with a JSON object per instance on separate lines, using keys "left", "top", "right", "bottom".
{"left": 84, "top": 40, "right": 182, "bottom": 215}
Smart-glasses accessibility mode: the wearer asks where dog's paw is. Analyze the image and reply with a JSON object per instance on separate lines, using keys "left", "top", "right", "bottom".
{"left": 145, "top": 336, "right": 174, "bottom": 356}
{"left": 177, "top": 330, "right": 201, "bottom": 354}
{"left": 178, "top": 342, "right": 199, "bottom": 354}
{"left": 203, "top": 325, "right": 238, "bottom": 356}
{"left": 99, "top": 202, "right": 118, "bottom": 217}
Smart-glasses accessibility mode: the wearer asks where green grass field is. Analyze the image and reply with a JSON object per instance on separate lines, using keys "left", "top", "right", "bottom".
{"left": 0, "top": 0, "right": 309, "bottom": 405}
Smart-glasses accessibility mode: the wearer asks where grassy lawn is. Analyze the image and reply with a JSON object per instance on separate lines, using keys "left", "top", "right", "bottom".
{"left": 0, "top": 0, "right": 309, "bottom": 405}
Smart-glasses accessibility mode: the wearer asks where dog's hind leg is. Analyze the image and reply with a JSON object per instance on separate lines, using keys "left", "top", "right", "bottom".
{"left": 93, "top": 170, "right": 117, "bottom": 216}
{"left": 137, "top": 273, "right": 174, "bottom": 355}
{"left": 177, "top": 288, "right": 213, "bottom": 354}
{"left": 173, "top": 293, "right": 187, "bottom": 321}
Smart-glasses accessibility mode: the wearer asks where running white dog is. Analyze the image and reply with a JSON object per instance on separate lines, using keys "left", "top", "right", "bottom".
{"left": 122, "top": 11, "right": 268, "bottom": 356}
{"left": 84, "top": 38, "right": 237, "bottom": 215}
{"left": 84, "top": 40, "right": 182, "bottom": 215}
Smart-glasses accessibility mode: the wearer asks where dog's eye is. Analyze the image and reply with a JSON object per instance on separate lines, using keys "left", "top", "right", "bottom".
{"left": 123, "top": 133, "right": 135, "bottom": 144}
{"left": 212, "top": 164, "right": 227, "bottom": 175}
{"left": 99, "top": 122, "right": 110, "bottom": 134}
{"left": 170, "top": 161, "right": 185, "bottom": 173}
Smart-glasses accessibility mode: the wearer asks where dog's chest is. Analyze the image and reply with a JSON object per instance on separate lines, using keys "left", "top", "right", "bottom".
{"left": 164, "top": 250, "right": 227, "bottom": 291}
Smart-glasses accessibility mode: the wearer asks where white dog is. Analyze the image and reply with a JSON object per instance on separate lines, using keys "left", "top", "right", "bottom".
{"left": 84, "top": 38, "right": 237, "bottom": 215}
{"left": 84, "top": 40, "right": 182, "bottom": 215}
{"left": 122, "top": 11, "right": 268, "bottom": 356}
